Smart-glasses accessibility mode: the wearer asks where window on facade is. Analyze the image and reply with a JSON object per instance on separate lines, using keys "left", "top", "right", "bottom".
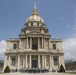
{"left": 31, "top": 23, "right": 33, "bottom": 26}
{"left": 37, "top": 23, "right": 39, "bottom": 26}
{"left": 13, "top": 44, "right": 17, "bottom": 49}
{"left": 53, "top": 57, "right": 58, "bottom": 65}
{"left": 11, "top": 58, "right": 16, "bottom": 66}
{"left": 53, "top": 44, "right": 56, "bottom": 49}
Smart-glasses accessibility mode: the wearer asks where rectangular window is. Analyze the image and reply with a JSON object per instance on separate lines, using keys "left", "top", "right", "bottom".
{"left": 11, "top": 58, "right": 16, "bottom": 66}
{"left": 13, "top": 44, "right": 17, "bottom": 49}
{"left": 53, "top": 57, "right": 58, "bottom": 65}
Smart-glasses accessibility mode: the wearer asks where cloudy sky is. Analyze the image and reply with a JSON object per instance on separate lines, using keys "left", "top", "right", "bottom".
{"left": 0, "top": 0, "right": 76, "bottom": 60}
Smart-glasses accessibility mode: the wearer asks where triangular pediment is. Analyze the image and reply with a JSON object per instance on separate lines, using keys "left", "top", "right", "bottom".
{"left": 27, "top": 30, "right": 43, "bottom": 35}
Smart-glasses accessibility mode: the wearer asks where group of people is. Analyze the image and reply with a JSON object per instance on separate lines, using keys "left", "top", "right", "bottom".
{"left": 11, "top": 68, "right": 49, "bottom": 73}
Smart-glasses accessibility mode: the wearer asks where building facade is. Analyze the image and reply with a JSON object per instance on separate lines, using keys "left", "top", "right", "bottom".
{"left": 4, "top": 4, "right": 65, "bottom": 71}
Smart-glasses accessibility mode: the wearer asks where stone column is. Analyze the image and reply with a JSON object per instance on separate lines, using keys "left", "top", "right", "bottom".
{"left": 30, "top": 38, "right": 32, "bottom": 49}
{"left": 42, "top": 38, "right": 43, "bottom": 49}
{"left": 48, "top": 39, "right": 50, "bottom": 50}
{"left": 16, "top": 55, "right": 18, "bottom": 69}
{"left": 42, "top": 55, "right": 44, "bottom": 68}
{"left": 29, "top": 55, "right": 31, "bottom": 68}
{"left": 50, "top": 55, "right": 52, "bottom": 69}
{"left": 44, "top": 38, "right": 45, "bottom": 49}
{"left": 38, "top": 55, "right": 40, "bottom": 68}
{"left": 18, "top": 55, "right": 20, "bottom": 69}
{"left": 9, "top": 55, "right": 10, "bottom": 67}
{"left": 44, "top": 55, "right": 46, "bottom": 68}
{"left": 59, "top": 56, "right": 61, "bottom": 67}
{"left": 25, "top": 55, "right": 27, "bottom": 68}
{"left": 3, "top": 55, "right": 8, "bottom": 70}
{"left": 51, "top": 56, "right": 53, "bottom": 69}
{"left": 38, "top": 38, "right": 40, "bottom": 49}
{"left": 27, "top": 37, "right": 28, "bottom": 48}
{"left": 23, "top": 55, "right": 25, "bottom": 68}
{"left": 19, "top": 39, "right": 21, "bottom": 49}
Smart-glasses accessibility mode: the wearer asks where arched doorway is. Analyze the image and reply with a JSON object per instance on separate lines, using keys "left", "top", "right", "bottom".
{"left": 32, "top": 60, "right": 38, "bottom": 68}
{"left": 32, "top": 56, "right": 38, "bottom": 68}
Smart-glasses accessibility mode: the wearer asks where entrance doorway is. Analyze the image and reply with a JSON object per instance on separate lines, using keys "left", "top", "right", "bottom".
{"left": 32, "top": 60, "right": 38, "bottom": 68}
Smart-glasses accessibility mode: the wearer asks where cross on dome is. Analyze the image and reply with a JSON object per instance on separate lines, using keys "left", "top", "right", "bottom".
{"left": 34, "top": 2, "right": 36, "bottom": 9}
{"left": 32, "top": 2, "right": 38, "bottom": 15}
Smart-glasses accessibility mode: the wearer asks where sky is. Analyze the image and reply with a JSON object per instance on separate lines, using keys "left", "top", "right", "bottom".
{"left": 0, "top": 0, "right": 76, "bottom": 60}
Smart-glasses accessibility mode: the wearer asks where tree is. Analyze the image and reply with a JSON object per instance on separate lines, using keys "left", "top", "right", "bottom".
{"left": 4, "top": 66, "right": 10, "bottom": 73}
{"left": 65, "top": 59, "right": 76, "bottom": 70}
{"left": 59, "top": 64, "right": 65, "bottom": 72}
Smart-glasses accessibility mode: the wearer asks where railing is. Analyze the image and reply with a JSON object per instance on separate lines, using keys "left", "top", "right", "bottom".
{"left": 49, "top": 48, "right": 63, "bottom": 53}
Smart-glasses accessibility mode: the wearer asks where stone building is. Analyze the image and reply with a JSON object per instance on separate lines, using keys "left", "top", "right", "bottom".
{"left": 4, "top": 4, "right": 65, "bottom": 71}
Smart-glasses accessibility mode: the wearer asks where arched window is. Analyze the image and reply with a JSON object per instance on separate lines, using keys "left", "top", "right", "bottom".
{"left": 53, "top": 44, "right": 56, "bottom": 49}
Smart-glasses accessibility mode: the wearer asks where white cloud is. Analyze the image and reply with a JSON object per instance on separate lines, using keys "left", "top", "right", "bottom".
{"left": 0, "top": 40, "right": 6, "bottom": 60}
{"left": 63, "top": 37, "right": 76, "bottom": 60}
{"left": 64, "top": 52, "right": 76, "bottom": 60}
{"left": 58, "top": 16, "right": 66, "bottom": 20}
{"left": 63, "top": 38, "right": 76, "bottom": 51}
{"left": 63, "top": 11, "right": 76, "bottom": 60}
{"left": 63, "top": 13, "right": 76, "bottom": 60}
{"left": 63, "top": 38, "right": 76, "bottom": 59}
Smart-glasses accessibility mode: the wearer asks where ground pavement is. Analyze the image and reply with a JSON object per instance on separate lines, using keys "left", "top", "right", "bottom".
{"left": 0, "top": 72, "right": 75, "bottom": 75}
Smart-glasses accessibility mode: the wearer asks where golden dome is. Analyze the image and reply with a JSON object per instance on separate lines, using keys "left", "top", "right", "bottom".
{"left": 26, "top": 3, "right": 44, "bottom": 23}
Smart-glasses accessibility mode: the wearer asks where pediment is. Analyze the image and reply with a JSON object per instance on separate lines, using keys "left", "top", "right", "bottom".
{"left": 27, "top": 30, "right": 43, "bottom": 35}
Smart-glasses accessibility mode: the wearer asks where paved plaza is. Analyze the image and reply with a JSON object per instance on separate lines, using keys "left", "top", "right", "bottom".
{"left": 0, "top": 72, "right": 75, "bottom": 75}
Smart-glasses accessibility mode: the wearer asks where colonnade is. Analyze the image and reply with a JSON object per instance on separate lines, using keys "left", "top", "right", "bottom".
{"left": 26, "top": 37, "right": 50, "bottom": 49}
{"left": 17, "top": 54, "right": 53, "bottom": 69}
